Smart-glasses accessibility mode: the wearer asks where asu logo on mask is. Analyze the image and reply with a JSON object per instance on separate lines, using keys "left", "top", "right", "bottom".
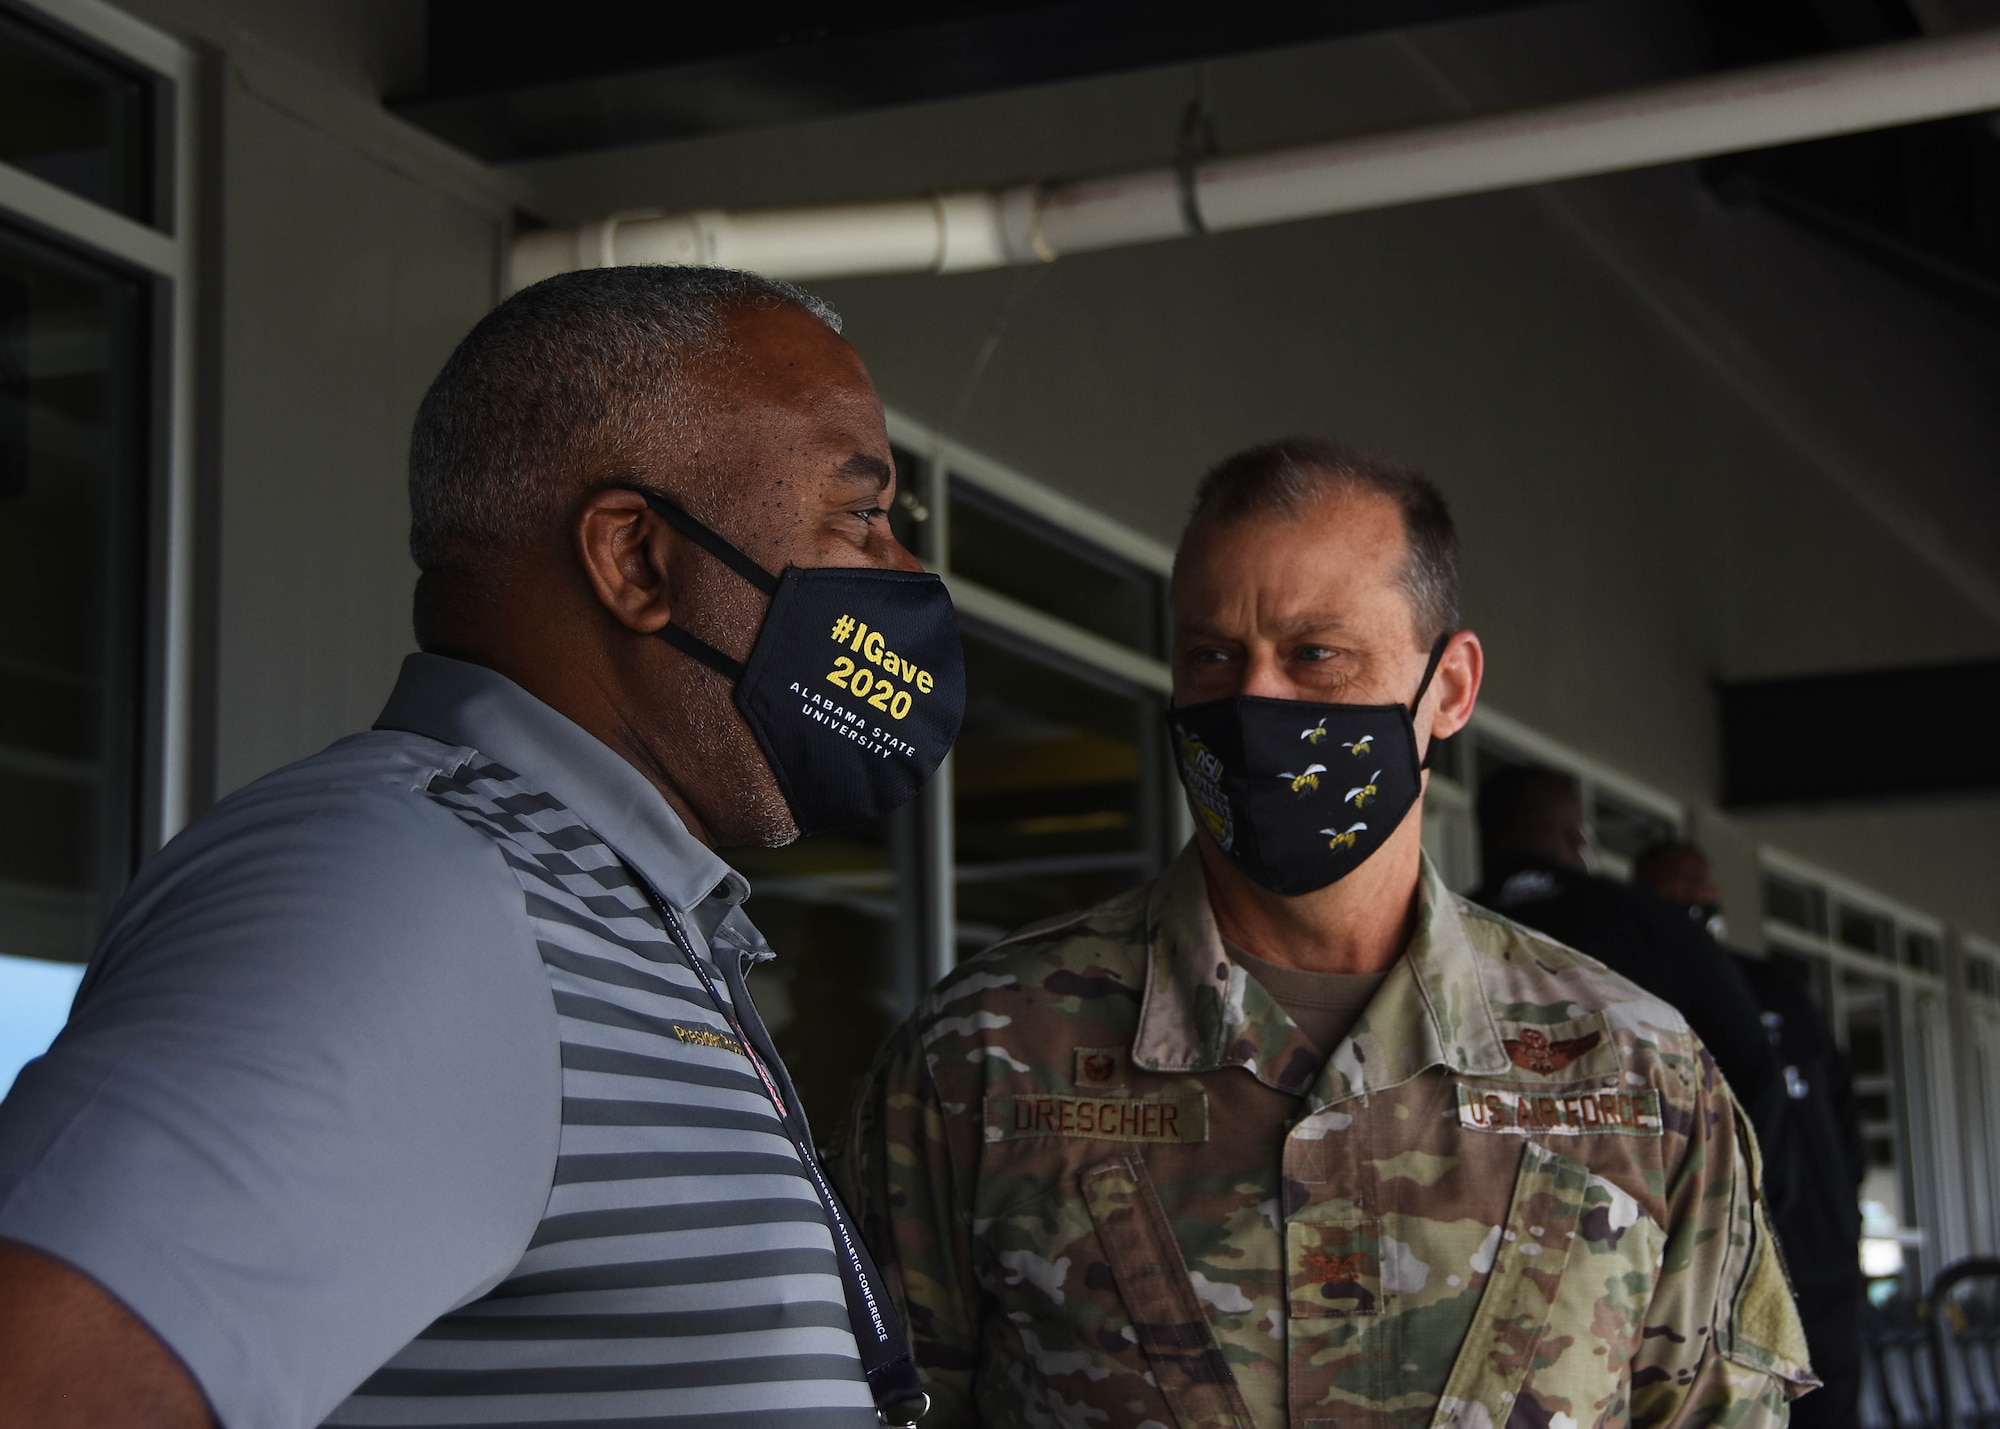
{"left": 1176, "top": 731, "right": 1235, "bottom": 851}
{"left": 1278, "top": 764, "right": 1326, "bottom": 794}
{"left": 1164, "top": 632, "right": 1452, "bottom": 897}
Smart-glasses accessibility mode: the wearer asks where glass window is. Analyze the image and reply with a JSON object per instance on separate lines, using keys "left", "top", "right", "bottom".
{"left": 1901, "top": 931, "right": 1942, "bottom": 976}
{"left": 953, "top": 626, "right": 1169, "bottom": 948}
{"left": 0, "top": 220, "right": 147, "bottom": 968}
{"left": 947, "top": 476, "right": 1166, "bottom": 656}
{"left": 1763, "top": 874, "right": 1827, "bottom": 936}
{"left": 0, "top": 948, "right": 83, "bottom": 1095}
{"left": 1838, "top": 905, "right": 1893, "bottom": 960}
{"left": 1591, "top": 789, "right": 1675, "bottom": 862}
{"left": 887, "top": 441, "right": 928, "bottom": 561}
{"left": 736, "top": 806, "right": 924, "bottom": 1139}
{"left": 0, "top": 8, "right": 155, "bottom": 222}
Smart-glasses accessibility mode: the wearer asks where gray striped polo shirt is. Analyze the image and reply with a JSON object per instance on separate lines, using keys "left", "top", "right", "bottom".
{"left": 0, "top": 654, "right": 876, "bottom": 1428}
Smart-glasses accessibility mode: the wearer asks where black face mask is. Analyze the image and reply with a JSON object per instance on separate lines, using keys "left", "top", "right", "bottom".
{"left": 1167, "top": 635, "right": 1451, "bottom": 897}
{"left": 633, "top": 488, "right": 966, "bottom": 837}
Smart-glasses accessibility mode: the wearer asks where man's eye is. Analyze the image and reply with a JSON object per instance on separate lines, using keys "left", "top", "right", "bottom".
{"left": 1296, "top": 646, "right": 1336, "bottom": 662}
{"left": 851, "top": 507, "right": 888, "bottom": 525}
{"left": 1188, "top": 647, "right": 1231, "bottom": 665}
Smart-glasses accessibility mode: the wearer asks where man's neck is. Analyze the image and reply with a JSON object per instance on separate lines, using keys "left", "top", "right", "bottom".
{"left": 1197, "top": 820, "right": 1426, "bottom": 975}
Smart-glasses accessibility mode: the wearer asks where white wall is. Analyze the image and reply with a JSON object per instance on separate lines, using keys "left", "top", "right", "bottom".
{"left": 207, "top": 72, "right": 500, "bottom": 793}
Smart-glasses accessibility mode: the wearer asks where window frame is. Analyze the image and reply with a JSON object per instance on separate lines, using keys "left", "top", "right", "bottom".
{"left": 1, "top": 0, "right": 197, "bottom": 863}
{"left": 885, "top": 408, "right": 1180, "bottom": 986}
{"left": 1756, "top": 847, "right": 1957, "bottom": 1294}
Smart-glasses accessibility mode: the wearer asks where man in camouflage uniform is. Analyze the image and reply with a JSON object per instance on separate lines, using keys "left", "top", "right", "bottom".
{"left": 845, "top": 438, "right": 1815, "bottom": 1428}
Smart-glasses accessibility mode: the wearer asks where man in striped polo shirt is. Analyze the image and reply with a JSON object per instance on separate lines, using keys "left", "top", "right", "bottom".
{"left": 0, "top": 267, "right": 949, "bottom": 1428}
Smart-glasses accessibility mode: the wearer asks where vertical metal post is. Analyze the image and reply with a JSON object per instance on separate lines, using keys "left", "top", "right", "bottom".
{"left": 920, "top": 448, "right": 956, "bottom": 992}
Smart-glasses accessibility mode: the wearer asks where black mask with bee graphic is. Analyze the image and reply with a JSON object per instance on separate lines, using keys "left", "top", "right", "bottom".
{"left": 1166, "top": 634, "right": 1451, "bottom": 896}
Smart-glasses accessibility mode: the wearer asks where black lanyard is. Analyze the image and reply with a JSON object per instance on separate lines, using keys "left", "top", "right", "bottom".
{"left": 646, "top": 888, "right": 929, "bottom": 1427}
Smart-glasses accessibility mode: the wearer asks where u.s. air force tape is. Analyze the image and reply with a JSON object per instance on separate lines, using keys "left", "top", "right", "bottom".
{"left": 984, "top": 1092, "right": 1209, "bottom": 1144}
{"left": 1455, "top": 1083, "right": 1662, "bottom": 1136}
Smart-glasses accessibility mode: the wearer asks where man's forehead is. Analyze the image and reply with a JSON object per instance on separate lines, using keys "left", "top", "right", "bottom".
{"left": 1178, "top": 491, "right": 1407, "bottom": 588}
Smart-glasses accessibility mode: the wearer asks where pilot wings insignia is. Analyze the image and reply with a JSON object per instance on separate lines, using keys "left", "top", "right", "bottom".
{"left": 1502, "top": 1026, "right": 1604, "bottom": 1075}
{"left": 1301, "top": 1249, "right": 1372, "bottom": 1286}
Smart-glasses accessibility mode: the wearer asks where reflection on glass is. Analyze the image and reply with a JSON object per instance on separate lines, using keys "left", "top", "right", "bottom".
{"left": 736, "top": 806, "right": 921, "bottom": 1140}
{"left": 1838, "top": 905, "right": 1893, "bottom": 959}
{"left": 888, "top": 442, "right": 928, "bottom": 562}
{"left": 0, "top": 222, "right": 145, "bottom": 967}
{"left": 1590, "top": 791, "right": 1673, "bottom": 862}
{"left": 0, "top": 9, "right": 154, "bottom": 222}
{"left": 1762, "top": 875, "right": 1827, "bottom": 936}
{"left": 948, "top": 477, "right": 1165, "bottom": 655}
{"left": 954, "top": 627, "right": 1167, "bottom": 948}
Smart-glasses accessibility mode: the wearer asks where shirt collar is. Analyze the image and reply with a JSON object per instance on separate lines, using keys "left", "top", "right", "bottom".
{"left": 1131, "top": 844, "right": 1511, "bottom": 1101}
{"left": 374, "top": 652, "right": 750, "bottom": 915}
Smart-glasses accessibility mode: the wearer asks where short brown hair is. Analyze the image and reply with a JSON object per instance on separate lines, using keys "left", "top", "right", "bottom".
{"left": 1182, "top": 436, "right": 1460, "bottom": 644}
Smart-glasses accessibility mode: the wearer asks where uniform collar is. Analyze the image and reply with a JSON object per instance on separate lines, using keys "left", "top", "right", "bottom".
{"left": 1132, "top": 844, "right": 1511, "bottom": 1104}
{"left": 374, "top": 652, "right": 750, "bottom": 916}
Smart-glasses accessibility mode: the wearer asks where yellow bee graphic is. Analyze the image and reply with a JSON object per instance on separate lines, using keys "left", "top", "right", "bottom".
{"left": 1278, "top": 763, "right": 1327, "bottom": 794}
{"left": 1301, "top": 719, "right": 1329, "bottom": 745}
{"left": 1342, "top": 735, "right": 1375, "bottom": 758}
{"left": 1344, "top": 770, "right": 1382, "bottom": 809}
{"left": 1321, "top": 822, "right": 1368, "bottom": 853}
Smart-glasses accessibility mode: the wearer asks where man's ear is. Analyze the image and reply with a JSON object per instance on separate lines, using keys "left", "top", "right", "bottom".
{"left": 1426, "top": 630, "right": 1484, "bottom": 742}
{"left": 576, "top": 487, "right": 677, "bottom": 634}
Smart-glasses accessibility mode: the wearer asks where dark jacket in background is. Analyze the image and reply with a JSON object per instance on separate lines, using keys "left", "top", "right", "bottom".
{"left": 1734, "top": 954, "right": 1866, "bottom": 1288}
{"left": 1468, "top": 860, "right": 1792, "bottom": 1211}
{"left": 1735, "top": 954, "right": 1866, "bottom": 1429}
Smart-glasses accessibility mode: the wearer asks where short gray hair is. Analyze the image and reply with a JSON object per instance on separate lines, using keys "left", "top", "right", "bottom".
{"left": 1182, "top": 436, "right": 1460, "bottom": 645}
{"left": 408, "top": 265, "right": 841, "bottom": 575}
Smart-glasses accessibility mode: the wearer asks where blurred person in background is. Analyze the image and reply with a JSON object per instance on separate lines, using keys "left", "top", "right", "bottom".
{"left": 1637, "top": 840, "right": 1867, "bottom": 1429}
{"left": 1468, "top": 766, "right": 1792, "bottom": 1203}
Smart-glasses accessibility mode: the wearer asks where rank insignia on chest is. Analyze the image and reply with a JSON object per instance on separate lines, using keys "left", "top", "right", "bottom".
{"left": 984, "top": 1092, "right": 1209, "bottom": 1144}
{"left": 1497, "top": 1014, "right": 1616, "bottom": 1078}
{"left": 1455, "top": 1082, "right": 1663, "bottom": 1136}
{"left": 1504, "top": 1026, "right": 1601, "bottom": 1074}
{"left": 1073, "top": 1047, "right": 1125, "bottom": 1089}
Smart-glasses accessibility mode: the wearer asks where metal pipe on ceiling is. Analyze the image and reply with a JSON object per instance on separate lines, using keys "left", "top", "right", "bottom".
{"left": 509, "top": 26, "right": 2000, "bottom": 291}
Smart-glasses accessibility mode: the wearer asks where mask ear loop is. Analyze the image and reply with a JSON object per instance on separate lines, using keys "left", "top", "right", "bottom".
{"left": 626, "top": 487, "right": 782, "bottom": 682}
{"left": 1411, "top": 630, "right": 1455, "bottom": 772}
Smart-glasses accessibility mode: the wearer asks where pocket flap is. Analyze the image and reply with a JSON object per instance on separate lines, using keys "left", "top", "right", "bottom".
{"left": 1081, "top": 1155, "right": 1253, "bottom": 1429}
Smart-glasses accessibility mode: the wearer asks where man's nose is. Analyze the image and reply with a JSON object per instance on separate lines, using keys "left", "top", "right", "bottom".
{"left": 1237, "top": 650, "right": 1294, "bottom": 701}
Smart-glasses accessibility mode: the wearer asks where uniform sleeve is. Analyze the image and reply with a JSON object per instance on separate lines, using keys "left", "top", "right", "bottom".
{"left": 840, "top": 1014, "right": 982, "bottom": 1428}
{"left": 1629, "top": 1042, "right": 1818, "bottom": 1428}
{"left": 0, "top": 778, "right": 563, "bottom": 1429}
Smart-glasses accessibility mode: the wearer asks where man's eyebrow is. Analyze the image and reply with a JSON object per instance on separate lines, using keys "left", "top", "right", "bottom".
{"left": 835, "top": 452, "right": 894, "bottom": 491}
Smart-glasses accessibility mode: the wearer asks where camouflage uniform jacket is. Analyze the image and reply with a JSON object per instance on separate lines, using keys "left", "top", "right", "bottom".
{"left": 843, "top": 847, "right": 1816, "bottom": 1429}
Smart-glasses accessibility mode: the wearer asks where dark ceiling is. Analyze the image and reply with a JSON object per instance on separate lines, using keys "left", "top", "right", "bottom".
{"left": 390, "top": 1, "right": 1556, "bottom": 163}
{"left": 394, "top": 0, "right": 2000, "bottom": 312}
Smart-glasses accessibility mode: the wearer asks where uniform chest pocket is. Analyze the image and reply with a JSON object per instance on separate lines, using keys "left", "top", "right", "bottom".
{"left": 1287, "top": 1214, "right": 1384, "bottom": 1320}
{"left": 1431, "top": 1141, "right": 1663, "bottom": 1429}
